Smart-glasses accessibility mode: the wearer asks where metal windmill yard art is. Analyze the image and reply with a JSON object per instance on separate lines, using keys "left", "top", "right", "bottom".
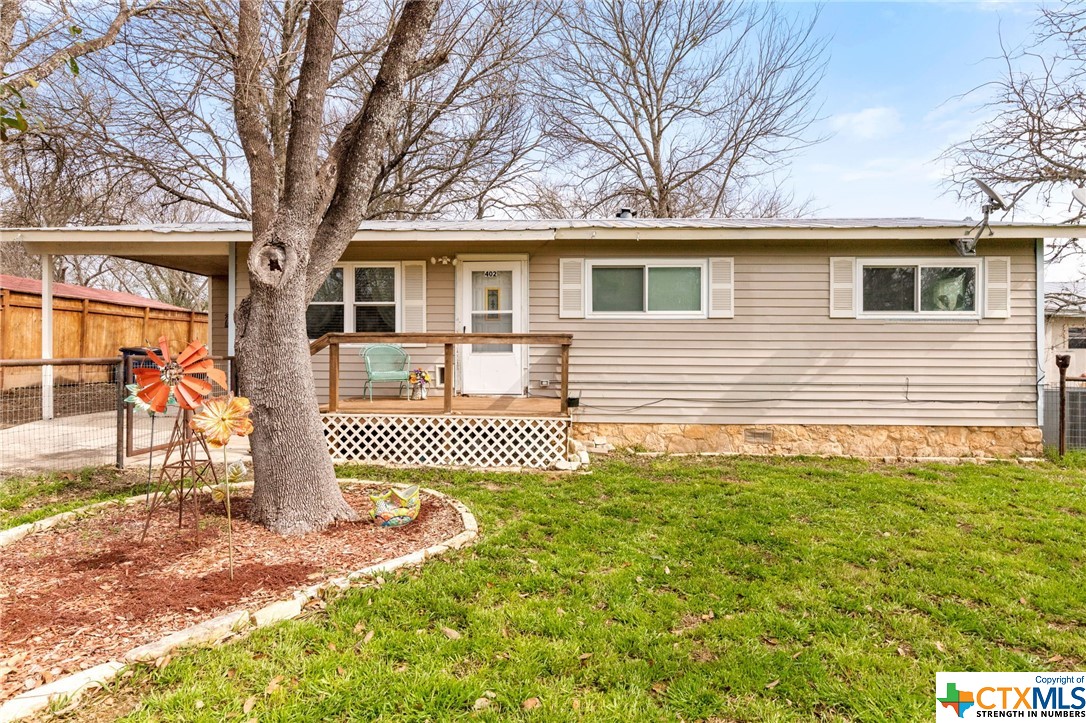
{"left": 133, "top": 336, "right": 230, "bottom": 544}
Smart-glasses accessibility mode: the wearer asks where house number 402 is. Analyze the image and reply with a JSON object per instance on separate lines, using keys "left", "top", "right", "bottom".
{"left": 483, "top": 270, "right": 499, "bottom": 278}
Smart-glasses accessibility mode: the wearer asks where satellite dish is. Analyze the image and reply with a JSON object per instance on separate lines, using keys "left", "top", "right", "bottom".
{"left": 1073, "top": 187, "right": 1086, "bottom": 208}
{"left": 961, "top": 179, "right": 1018, "bottom": 252}
{"left": 972, "top": 178, "right": 1008, "bottom": 211}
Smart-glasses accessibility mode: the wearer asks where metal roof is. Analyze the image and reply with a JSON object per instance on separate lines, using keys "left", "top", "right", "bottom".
{"left": 7, "top": 217, "right": 1079, "bottom": 250}
{"left": 0, "top": 217, "right": 1007, "bottom": 234}
{"left": 0, "top": 274, "right": 199, "bottom": 312}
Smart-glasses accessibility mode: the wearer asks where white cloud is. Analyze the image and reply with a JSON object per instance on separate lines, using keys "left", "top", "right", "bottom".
{"left": 837, "top": 156, "right": 938, "bottom": 183}
{"left": 971, "top": 0, "right": 1043, "bottom": 17}
{"left": 829, "top": 107, "right": 905, "bottom": 141}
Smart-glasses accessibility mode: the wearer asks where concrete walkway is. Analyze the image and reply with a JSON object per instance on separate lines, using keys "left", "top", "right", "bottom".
{"left": 0, "top": 411, "right": 251, "bottom": 477}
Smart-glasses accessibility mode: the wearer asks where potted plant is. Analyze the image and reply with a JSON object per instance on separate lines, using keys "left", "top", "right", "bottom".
{"left": 409, "top": 368, "right": 432, "bottom": 400}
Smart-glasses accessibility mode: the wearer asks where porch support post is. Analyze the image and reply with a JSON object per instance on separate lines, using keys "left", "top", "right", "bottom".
{"left": 328, "top": 339, "right": 340, "bottom": 412}
{"left": 41, "top": 254, "right": 54, "bottom": 420}
{"left": 227, "top": 242, "right": 236, "bottom": 356}
{"left": 444, "top": 343, "right": 454, "bottom": 414}
{"left": 560, "top": 343, "right": 570, "bottom": 415}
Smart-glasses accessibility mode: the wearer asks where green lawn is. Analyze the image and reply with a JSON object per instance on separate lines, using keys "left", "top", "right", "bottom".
{"left": 0, "top": 467, "right": 148, "bottom": 530}
{"left": 15, "top": 454, "right": 1086, "bottom": 721}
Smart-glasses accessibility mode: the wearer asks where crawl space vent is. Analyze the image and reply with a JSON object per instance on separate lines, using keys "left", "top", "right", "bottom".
{"left": 744, "top": 428, "right": 774, "bottom": 445}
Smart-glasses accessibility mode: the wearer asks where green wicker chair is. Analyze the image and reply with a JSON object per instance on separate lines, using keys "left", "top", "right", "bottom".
{"left": 361, "top": 344, "right": 410, "bottom": 400}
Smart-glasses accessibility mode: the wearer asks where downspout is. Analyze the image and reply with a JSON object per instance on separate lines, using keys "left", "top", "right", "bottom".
{"left": 1036, "top": 238, "right": 1045, "bottom": 428}
{"left": 227, "top": 242, "right": 236, "bottom": 357}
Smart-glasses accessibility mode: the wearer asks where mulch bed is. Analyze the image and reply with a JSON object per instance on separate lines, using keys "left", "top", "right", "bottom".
{"left": 0, "top": 484, "right": 463, "bottom": 703}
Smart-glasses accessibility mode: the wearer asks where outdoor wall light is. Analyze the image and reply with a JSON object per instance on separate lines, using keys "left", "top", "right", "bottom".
{"left": 430, "top": 256, "right": 457, "bottom": 265}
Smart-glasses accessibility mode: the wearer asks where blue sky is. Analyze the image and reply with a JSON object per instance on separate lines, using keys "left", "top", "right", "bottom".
{"left": 786, "top": 1, "right": 1082, "bottom": 279}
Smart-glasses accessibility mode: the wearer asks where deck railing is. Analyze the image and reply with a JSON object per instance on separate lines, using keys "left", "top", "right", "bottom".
{"left": 308, "top": 332, "right": 574, "bottom": 415}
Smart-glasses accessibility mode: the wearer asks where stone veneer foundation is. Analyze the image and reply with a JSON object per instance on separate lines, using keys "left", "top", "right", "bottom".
{"left": 571, "top": 423, "right": 1044, "bottom": 459}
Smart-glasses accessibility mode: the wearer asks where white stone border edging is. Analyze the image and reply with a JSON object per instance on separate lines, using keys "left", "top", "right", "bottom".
{"left": 0, "top": 479, "right": 478, "bottom": 723}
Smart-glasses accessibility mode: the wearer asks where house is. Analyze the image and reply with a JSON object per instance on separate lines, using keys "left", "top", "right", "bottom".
{"left": 8, "top": 217, "right": 1074, "bottom": 465}
{"left": 1044, "top": 280, "right": 1086, "bottom": 381}
{"left": 0, "top": 274, "right": 208, "bottom": 390}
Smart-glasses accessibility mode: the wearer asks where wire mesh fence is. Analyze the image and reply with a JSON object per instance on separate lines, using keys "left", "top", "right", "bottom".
{"left": 1, "top": 354, "right": 237, "bottom": 478}
{"left": 1, "top": 359, "right": 123, "bottom": 475}
{"left": 1042, "top": 385, "right": 1086, "bottom": 450}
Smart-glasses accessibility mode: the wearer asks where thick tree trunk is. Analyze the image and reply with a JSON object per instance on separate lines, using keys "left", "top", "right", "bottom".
{"left": 229, "top": 0, "right": 441, "bottom": 535}
{"left": 237, "top": 237, "right": 357, "bottom": 535}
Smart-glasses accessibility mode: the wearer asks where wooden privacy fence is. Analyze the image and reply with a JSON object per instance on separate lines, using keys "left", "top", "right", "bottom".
{"left": 0, "top": 287, "right": 208, "bottom": 390}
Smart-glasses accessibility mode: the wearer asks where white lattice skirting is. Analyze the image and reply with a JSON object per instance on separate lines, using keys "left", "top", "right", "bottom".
{"left": 322, "top": 413, "right": 571, "bottom": 469}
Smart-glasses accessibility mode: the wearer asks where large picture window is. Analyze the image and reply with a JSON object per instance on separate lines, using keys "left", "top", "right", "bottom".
{"left": 306, "top": 264, "right": 403, "bottom": 338}
{"left": 587, "top": 260, "right": 705, "bottom": 318}
{"left": 859, "top": 261, "right": 979, "bottom": 318}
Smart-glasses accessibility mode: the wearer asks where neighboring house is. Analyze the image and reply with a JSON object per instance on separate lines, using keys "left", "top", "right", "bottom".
{"left": 0, "top": 274, "right": 208, "bottom": 390}
{"left": 1044, "top": 280, "right": 1086, "bottom": 382}
{"left": 11, "top": 218, "right": 1074, "bottom": 465}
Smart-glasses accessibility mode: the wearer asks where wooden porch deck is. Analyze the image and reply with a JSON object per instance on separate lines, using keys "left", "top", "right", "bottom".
{"left": 320, "top": 395, "right": 565, "bottom": 417}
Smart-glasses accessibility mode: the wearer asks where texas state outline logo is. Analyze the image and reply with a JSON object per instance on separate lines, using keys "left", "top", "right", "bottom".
{"left": 937, "top": 681, "right": 975, "bottom": 718}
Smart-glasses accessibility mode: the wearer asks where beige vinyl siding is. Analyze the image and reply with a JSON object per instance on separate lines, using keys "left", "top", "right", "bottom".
{"left": 234, "top": 236, "right": 1038, "bottom": 426}
{"left": 529, "top": 238, "right": 1037, "bottom": 427}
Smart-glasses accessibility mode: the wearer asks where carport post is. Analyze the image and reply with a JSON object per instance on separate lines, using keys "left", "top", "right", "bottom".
{"left": 41, "top": 254, "right": 54, "bottom": 420}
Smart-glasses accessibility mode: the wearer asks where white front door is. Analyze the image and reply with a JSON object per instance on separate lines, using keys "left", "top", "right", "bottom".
{"left": 459, "top": 260, "right": 526, "bottom": 395}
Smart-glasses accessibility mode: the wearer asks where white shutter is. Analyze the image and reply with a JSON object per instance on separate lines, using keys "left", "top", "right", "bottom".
{"left": 559, "top": 258, "right": 585, "bottom": 318}
{"left": 401, "top": 262, "right": 427, "bottom": 338}
{"left": 707, "top": 257, "right": 734, "bottom": 318}
{"left": 984, "top": 256, "right": 1011, "bottom": 319}
{"left": 829, "top": 257, "right": 856, "bottom": 318}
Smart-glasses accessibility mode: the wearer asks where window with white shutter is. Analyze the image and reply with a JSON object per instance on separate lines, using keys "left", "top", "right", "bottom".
{"left": 584, "top": 259, "right": 709, "bottom": 319}
{"left": 844, "top": 257, "right": 984, "bottom": 320}
{"left": 401, "top": 261, "right": 426, "bottom": 345}
{"left": 829, "top": 257, "right": 856, "bottom": 318}
{"left": 707, "top": 257, "right": 734, "bottom": 318}
{"left": 305, "top": 262, "right": 427, "bottom": 338}
{"left": 559, "top": 258, "right": 585, "bottom": 318}
{"left": 983, "top": 257, "right": 1011, "bottom": 318}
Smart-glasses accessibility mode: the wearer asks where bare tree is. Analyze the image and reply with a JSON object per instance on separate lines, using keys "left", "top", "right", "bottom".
{"left": 945, "top": 2, "right": 1086, "bottom": 262}
{"left": 1, "top": 112, "right": 208, "bottom": 309}
{"left": 536, "top": 0, "right": 825, "bottom": 218}
{"left": 27, "top": 0, "right": 546, "bottom": 224}
{"left": 0, "top": 0, "right": 211, "bottom": 306}
{"left": 355, "top": 2, "right": 552, "bottom": 219}
{"left": 0, "top": 0, "right": 159, "bottom": 136}
{"left": 229, "top": 0, "right": 443, "bottom": 534}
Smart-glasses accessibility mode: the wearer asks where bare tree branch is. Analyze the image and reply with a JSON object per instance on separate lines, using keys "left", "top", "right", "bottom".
{"left": 1, "top": 0, "right": 160, "bottom": 99}
{"left": 535, "top": 0, "right": 826, "bottom": 218}
{"left": 944, "top": 1, "right": 1086, "bottom": 262}
{"left": 233, "top": 0, "right": 278, "bottom": 237}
